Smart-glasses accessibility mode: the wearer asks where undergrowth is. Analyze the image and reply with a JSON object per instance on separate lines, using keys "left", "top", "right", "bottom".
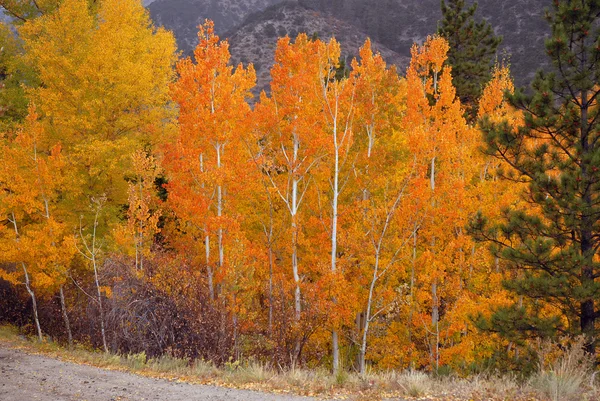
{"left": 1, "top": 324, "right": 598, "bottom": 400}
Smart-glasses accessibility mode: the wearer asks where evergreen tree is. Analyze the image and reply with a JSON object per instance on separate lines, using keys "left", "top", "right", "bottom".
{"left": 438, "top": 0, "right": 501, "bottom": 120}
{"left": 472, "top": 0, "right": 600, "bottom": 356}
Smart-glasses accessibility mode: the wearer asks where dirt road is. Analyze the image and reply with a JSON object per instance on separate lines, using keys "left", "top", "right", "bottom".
{"left": 0, "top": 346, "right": 317, "bottom": 401}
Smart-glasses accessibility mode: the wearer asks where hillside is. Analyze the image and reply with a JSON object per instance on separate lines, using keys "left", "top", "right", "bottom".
{"left": 226, "top": 2, "right": 405, "bottom": 94}
{"left": 148, "top": 0, "right": 551, "bottom": 87}
{"left": 298, "top": 0, "right": 550, "bottom": 86}
{"left": 148, "top": 0, "right": 284, "bottom": 53}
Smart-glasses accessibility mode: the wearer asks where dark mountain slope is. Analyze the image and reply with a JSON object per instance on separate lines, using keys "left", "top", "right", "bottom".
{"left": 226, "top": 2, "right": 405, "bottom": 94}
{"left": 148, "top": 0, "right": 551, "bottom": 86}
{"left": 148, "top": 0, "right": 285, "bottom": 53}
{"left": 298, "top": 0, "right": 550, "bottom": 85}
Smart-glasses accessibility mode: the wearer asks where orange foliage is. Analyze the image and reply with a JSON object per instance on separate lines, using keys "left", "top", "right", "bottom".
{"left": 0, "top": 17, "right": 528, "bottom": 373}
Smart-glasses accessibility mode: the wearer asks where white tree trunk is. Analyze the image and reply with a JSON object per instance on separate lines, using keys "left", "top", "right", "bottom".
{"left": 77, "top": 201, "right": 108, "bottom": 353}
{"left": 92, "top": 251, "right": 108, "bottom": 353}
{"left": 199, "top": 153, "right": 214, "bottom": 301}
{"left": 22, "top": 263, "right": 43, "bottom": 342}
{"left": 268, "top": 237, "right": 274, "bottom": 335}
{"left": 331, "top": 115, "right": 340, "bottom": 376}
{"left": 206, "top": 229, "right": 214, "bottom": 301}
{"left": 10, "top": 213, "right": 43, "bottom": 342}
{"left": 429, "top": 156, "right": 439, "bottom": 371}
{"left": 216, "top": 143, "right": 224, "bottom": 295}
{"left": 359, "top": 253, "right": 379, "bottom": 375}
{"left": 291, "top": 136, "right": 301, "bottom": 322}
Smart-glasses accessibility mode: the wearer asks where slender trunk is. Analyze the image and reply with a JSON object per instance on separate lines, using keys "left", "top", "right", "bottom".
{"left": 331, "top": 118, "right": 340, "bottom": 376}
{"left": 206, "top": 229, "right": 214, "bottom": 301}
{"left": 86, "top": 204, "right": 108, "bottom": 353}
{"left": 216, "top": 146, "right": 226, "bottom": 356}
{"left": 291, "top": 135, "right": 302, "bottom": 363}
{"left": 359, "top": 252, "right": 379, "bottom": 375}
{"left": 59, "top": 285, "right": 73, "bottom": 348}
{"left": 265, "top": 191, "right": 276, "bottom": 336}
{"left": 429, "top": 155, "right": 439, "bottom": 371}
{"left": 10, "top": 214, "right": 43, "bottom": 342}
{"left": 22, "top": 263, "right": 43, "bottom": 342}
{"left": 200, "top": 153, "right": 214, "bottom": 301}
{"left": 332, "top": 331, "right": 340, "bottom": 374}
{"left": 292, "top": 202, "right": 300, "bottom": 322}
{"left": 138, "top": 179, "right": 144, "bottom": 271}
{"left": 292, "top": 136, "right": 301, "bottom": 322}
{"left": 408, "top": 227, "right": 417, "bottom": 366}
{"left": 216, "top": 143, "right": 224, "bottom": 295}
{"left": 268, "top": 241, "right": 274, "bottom": 336}
{"left": 432, "top": 280, "right": 439, "bottom": 371}
{"left": 92, "top": 253, "right": 108, "bottom": 353}
{"left": 135, "top": 237, "right": 140, "bottom": 271}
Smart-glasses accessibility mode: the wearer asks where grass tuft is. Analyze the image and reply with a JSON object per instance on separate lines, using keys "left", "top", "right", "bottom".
{"left": 396, "top": 369, "right": 431, "bottom": 397}
{"left": 147, "top": 354, "right": 189, "bottom": 374}
{"left": 530, "top": 337, "right": 595, "bottom": 401}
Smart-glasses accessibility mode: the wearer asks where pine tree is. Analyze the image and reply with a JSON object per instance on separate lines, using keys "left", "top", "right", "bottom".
{"left": 437, "top": 0, "right": 501, "bottom": 120}
{"left": 472, "top": 0, "right": 600, "bottom": 356}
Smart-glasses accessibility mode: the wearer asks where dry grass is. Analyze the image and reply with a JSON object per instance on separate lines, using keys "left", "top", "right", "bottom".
{"left": 529, "top": 336, "right": 599, "bottom": 401}
{"left": 1, "top": 324, "right": 597, "bottom": 400}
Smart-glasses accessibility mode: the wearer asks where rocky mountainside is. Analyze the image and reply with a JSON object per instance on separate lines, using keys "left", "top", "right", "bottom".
{"left": 298, "top": 0, "right": 550, "bottom": 85}
{"left": 226, "top": 2, "right": 405, "bottom": 94}
{"left": 148, "top": 0, "right": 284, "bottom": 52}
{"left": 148, "top": 0, "right": 552, "bottom": 87}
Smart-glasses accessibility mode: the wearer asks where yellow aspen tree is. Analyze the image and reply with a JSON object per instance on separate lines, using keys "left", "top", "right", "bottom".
{"left": 17, "top": 0, "right": 176, "bottom": 350}
{"left": 115, "top": 150, "right": 162, "bottom": 271}
{"left": 20, "top": 0, "right": 176, "bottom": 219}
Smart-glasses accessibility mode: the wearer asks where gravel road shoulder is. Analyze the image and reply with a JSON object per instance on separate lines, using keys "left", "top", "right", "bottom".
{"left": 0, "top": 345, "right": 317, "bottom": 401}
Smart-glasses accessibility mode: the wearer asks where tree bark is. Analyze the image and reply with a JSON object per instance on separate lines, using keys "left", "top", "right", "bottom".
{"left": 579, "top": 88, "right": 596, "bottom": 356}
{"left": 22, "top": 263, "right": 43, "bottom": 342}
{"left": 331, "top": 112, "right": 340, "bottom": 376}
{"left": 59, "top": 285, "right": 73, "bottom": 348}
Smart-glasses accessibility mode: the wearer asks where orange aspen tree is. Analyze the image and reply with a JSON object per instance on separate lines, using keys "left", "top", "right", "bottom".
{"left": 404, "top": 36, "right": 475, "bottom": 370}
{"left": 316, "top": 36, "right": 356, "bottom": 375}
{"left": 449, "top": 65, "right": 526, "bottom": 366}
{"left": 244, "top": 103, "right": 289, "bottom": 340}
{"left": 259, "top": 34, "right": 332, "bottom": 362}
{"left": 166, "top": 20, "right": 255, "bottom": 301}
{"left": 0, "top": 106, "right": 75, "bottom": 343}
{"left": 348, "top": 40, "right": 416, "bottom": 374}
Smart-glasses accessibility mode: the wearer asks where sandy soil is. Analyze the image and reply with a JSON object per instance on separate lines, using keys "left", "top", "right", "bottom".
{"left": 0, "top": 345, "right": 317, "bottom": 401}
